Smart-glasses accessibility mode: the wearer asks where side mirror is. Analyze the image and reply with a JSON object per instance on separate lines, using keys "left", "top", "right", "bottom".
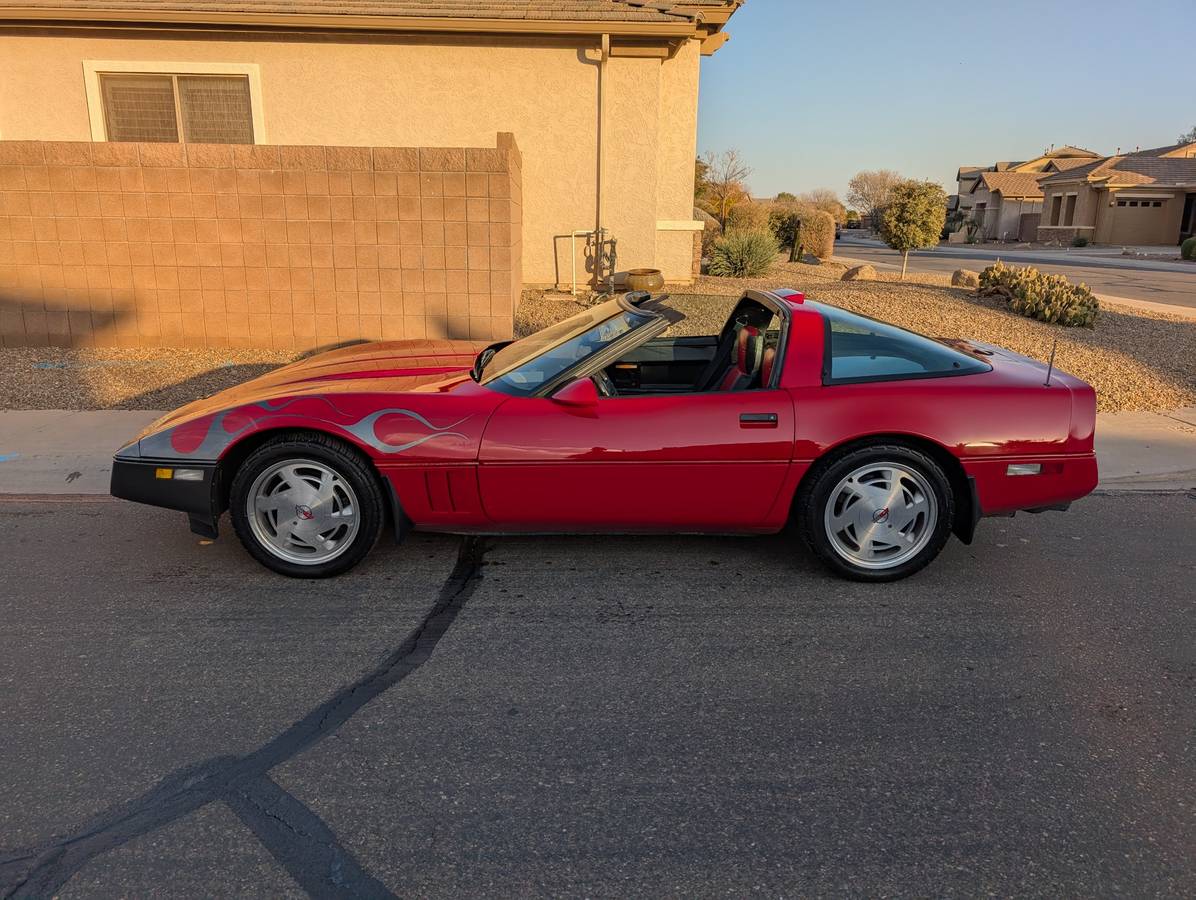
{"left": 551, "top": 376, "right": 599, "bottom": 408}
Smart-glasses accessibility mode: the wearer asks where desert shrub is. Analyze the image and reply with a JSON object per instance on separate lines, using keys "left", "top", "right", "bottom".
{"left": 978, "top": 261, "right": 1099, "bottom": 327}
{"left": 769, "top": 204, "right": 801, "bottom": 248}
{"left": 707, "top": 228, "right": 779, "bottom": 278}
{"left": 1182, "top": 236, "right": 1196, "bottom": 260}
{"left": 1072, "top": 234, "right": 1089, "bottom": 247}
{"left": 799, "top": 209, "right": 836, "bottom": 259}
{"left": 725, "top": 200, "right": 771, "bottom": 232}
{"left": 767, "top": 205, "right": 834, "bottom": 259}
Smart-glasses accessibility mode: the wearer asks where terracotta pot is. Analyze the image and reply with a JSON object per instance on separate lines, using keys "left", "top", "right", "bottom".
{"left": 625, "top": 268, "right": 664, "bottom": 292}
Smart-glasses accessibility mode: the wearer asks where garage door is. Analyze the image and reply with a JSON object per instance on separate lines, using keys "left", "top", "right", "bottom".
{"left": 1108, "top": 199, "right": 1166, "bottom": 245}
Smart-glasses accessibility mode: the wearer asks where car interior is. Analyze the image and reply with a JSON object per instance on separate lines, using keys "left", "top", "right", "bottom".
{"left": 595, "top": 297, "right": 782, "bottom": 397}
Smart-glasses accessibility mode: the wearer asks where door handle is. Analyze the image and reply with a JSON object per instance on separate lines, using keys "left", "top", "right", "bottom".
{"left": 740, "top": 413, "right": 778, "bottom": 428}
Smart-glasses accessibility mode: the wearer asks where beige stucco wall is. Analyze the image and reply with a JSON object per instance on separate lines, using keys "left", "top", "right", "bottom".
{"left": 0, "top": 29, "right": 703, "bottom": 287}
{"left": 1038, "top": 184, "right": 1099, "bottom": 242}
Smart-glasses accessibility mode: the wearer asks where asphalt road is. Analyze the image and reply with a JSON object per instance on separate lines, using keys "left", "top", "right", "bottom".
{"left": 2, "top": 494, "right": 1195, "bottom": 897}
{"left": 835, "top": 237, "right": 1196, "bottom": 310}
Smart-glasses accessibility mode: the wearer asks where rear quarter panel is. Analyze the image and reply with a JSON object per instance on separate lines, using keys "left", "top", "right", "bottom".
{"left": 790, "top": 369, "right": 1098, "bottom": 515}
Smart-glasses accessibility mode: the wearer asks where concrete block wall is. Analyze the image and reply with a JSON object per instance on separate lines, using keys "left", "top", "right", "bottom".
{"left": 0, "top": 134, "right": 522, "bottom": 348}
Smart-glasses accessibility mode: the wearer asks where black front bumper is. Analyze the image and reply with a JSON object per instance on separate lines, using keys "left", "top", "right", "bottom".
{"left": 110, "top": 455, "right": 220, "bottom": 537}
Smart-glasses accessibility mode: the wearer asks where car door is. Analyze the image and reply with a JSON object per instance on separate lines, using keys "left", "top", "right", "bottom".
{"left": 476, "top": 388, "right": 796, "bottom": 530}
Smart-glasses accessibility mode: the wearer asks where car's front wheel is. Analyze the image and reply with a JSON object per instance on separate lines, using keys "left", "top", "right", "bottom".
{"left": 797, "top": 444, "right": 954, "bottom": 582}
{"left": 229, "top": 432, "right": 384, "bottom": 578}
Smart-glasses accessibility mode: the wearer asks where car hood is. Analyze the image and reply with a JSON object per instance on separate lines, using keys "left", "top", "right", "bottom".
{"left": 125, "top": 339, "right": 496, "bottom": 458}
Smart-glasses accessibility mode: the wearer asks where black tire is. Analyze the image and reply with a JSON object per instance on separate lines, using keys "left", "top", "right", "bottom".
{"left": 229, "top": 432, "right": 385, "bottom": 578}
{"left": 796, "top": 443, "right": 954, "bottom": 582}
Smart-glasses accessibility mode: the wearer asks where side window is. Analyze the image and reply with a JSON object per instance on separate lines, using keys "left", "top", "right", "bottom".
{"left": 823, "top": 307, "right": 991, "bottom": 383}
{"left": 85, "top": 62, "right": 263, "bottom": 144}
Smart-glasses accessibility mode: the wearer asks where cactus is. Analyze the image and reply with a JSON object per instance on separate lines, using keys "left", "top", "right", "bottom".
{"left": 978, "top": 261, "right": 1099, "bottom": 328}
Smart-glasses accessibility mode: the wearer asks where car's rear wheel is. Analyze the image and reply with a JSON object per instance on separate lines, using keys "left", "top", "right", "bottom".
{"left": 230, "top": 433, "right": 384, "bottom": 578}
{"left": 797, "top": 444, "right": 954, "bottom": 582}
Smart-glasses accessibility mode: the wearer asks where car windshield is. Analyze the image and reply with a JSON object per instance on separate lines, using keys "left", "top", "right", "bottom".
{"left": 482, "top": 298, "right": 656, "bottom": 396}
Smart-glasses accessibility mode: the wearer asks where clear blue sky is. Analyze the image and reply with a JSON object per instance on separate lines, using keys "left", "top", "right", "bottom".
{"left": 697, "top": 0, "right": 1194, "bottom": 202}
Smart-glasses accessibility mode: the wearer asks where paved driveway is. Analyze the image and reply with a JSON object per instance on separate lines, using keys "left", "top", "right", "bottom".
{"left": 836, "top": 235, "right": 1196, "bottom": 311}
{"left": 2, "top": 494, "right": 1195, "bottom": 897}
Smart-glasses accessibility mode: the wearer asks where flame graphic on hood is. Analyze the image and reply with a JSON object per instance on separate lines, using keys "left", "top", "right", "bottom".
{"left": 138, "top": 396, "right": 472, "bottom": 461}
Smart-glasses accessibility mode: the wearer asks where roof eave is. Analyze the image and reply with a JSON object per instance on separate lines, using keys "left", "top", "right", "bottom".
{"left": 0, "top": 7, "right": 702, "bottom": 38}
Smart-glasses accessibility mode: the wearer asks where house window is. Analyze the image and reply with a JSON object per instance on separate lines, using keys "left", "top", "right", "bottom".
{"left": 1117, "top": 200, "right": 1127, "bottom": 207}
{"left": 1049, "top": 195, "right": 1063, "bottom": 225}
{"left": 1129, "top": 201, "right": 1139, "bottom": 207}
{"left": 1063, "top": 195, "right": 1076, "bottom": 226}
{"left": 84, "top": 61, "right": 265, "bottom": 143}
{"left": 99, "top": 73, "right": 253, "bottom": 143}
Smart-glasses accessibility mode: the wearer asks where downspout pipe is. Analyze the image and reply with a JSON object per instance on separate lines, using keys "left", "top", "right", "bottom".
{"left": 597, "top": 32, "right": 610, "bottom": 281}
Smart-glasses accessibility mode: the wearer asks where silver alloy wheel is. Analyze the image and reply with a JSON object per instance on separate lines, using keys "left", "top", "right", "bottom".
{"left": 247, "top": 459, "right": 361, "bottom": 565}
{"left": 823, "top": 461, "right": 938, "bottom": 570}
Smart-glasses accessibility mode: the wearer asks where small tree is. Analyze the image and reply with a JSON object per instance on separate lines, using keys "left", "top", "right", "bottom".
{"left": 847, "top": 170, "right": 903, "bottom": 230}
{"left": 699, "top": 149, "right": 752, "bottom": 229}
{"left": 775, "top": 191, "right": 797, "bottom": 203}
{"left": 879, "top": 180, "right": 947, "bottom": 279}
{"left": 1179, "top": 124, "right": 1196, "bottom": 144}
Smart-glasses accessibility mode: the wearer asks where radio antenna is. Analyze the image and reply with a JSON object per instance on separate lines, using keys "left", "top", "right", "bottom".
{"left": 1044, "top": 340, "right": 1057, "bottom": 386}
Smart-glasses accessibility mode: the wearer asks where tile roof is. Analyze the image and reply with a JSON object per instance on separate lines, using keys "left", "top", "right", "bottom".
{"left": 1046, "top": 145, "right": 1102, "bottom": 158}
{"left": 0, "top": 0, "right": 709, "bottom": 23}
{"left": 975, "top": 171, "right": 1045, "bottom": 199}
{"left": 1040, "top": 153, "right": 1196, "bottom": 188}
{"left": 1045, "top": 157, "right": 1095, "bottom": 171}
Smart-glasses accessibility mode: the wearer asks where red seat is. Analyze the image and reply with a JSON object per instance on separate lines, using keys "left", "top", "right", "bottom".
{"left": 759, "top": 346, "right": 777, "bottom": 387}
{"left": 717, "top": 325, "right": 763, "bottom": 391}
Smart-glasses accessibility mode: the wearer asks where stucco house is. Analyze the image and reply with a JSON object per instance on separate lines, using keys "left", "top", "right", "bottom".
{"left": 953, "top": 146, "right": 1101, "bottom": 241}
{"left": 964, "top": 172, "right": 1046, "bottom": 242}
{"left": 0, "top": 0, "right": 743, "bottom": 349}
{"left": 1037, "top": 143, "right": 1196, "bottom": 246}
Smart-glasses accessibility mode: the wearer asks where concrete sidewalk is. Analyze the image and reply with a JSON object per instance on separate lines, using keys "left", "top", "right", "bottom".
{"left": 1, "top": 407, "right": 1193, "bottom": 495}
{"left": 0, "top": 410, "right": 160, "bottom": 495}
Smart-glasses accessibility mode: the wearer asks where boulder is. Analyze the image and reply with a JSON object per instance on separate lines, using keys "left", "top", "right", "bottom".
{"left": 841, "top": 264, "right": 877, "bottom": 281}
{"left": 801, "top": 254, "right": 823, "bottom": 266}
{"left": 951, "top": 268, "right": 980, "bottom": 288}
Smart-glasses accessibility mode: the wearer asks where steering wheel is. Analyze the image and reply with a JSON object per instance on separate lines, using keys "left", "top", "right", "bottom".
{"left": 592, "top": 369, "right": 618, "bottom": 398}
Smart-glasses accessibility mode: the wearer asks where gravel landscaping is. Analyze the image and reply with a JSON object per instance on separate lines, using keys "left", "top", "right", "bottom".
{"left": 0, "top": 347, "right": 296, "bottom": 411}
{"left": 0, "top": 257, "right": 1191, "bottom": 412}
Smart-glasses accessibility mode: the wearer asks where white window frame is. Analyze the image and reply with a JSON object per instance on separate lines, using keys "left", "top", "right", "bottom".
{"left": 83, "top": 60, "right": 266, "bottom": 143}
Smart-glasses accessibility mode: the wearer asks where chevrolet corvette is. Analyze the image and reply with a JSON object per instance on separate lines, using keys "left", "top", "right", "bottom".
{"left": 111, "top": 289, "right": 1098, "bottom": 581}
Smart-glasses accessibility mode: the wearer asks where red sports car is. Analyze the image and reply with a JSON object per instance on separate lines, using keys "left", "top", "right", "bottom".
{"left": 111, "top": 289, "right": 1098, "bottom": 581}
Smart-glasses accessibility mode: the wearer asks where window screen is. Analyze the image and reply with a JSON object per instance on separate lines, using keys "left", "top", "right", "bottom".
{"left": 821, "top": 305, "right": 991, "bottom": 384}
{"left": 100, "top": 74, "right": 179, "bottom": 143}
{"left": 98, "top": 72, "right": 253, "bottom": 143}
{"left": 178, "top": 76, "right": 254, "bottom": 143}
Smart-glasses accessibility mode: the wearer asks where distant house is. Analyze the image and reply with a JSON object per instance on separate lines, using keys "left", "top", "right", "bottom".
{"left": 965, "top": 172, "right": 1047, "bottom": 242}
{"left": 953, "top": 146, "right": 1102, "bottom": 241}
{"left": 1037, "top": 143, "right": 1196, "bottom": 246}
